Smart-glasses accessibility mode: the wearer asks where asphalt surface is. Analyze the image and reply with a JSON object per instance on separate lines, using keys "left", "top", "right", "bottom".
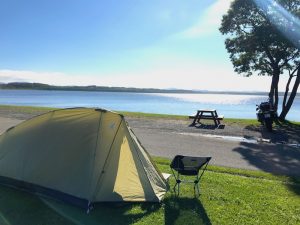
{"left": 0, "top": 117, "right": 21, "bottom": 134}
{"left": 131, "top": 127, "right": 300, "bottom": 176}
{"left": 0, "top": 116, "right": 299, "bottom": 176}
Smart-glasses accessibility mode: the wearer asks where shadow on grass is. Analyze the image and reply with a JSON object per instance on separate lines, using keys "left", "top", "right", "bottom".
{"left": 0, "top": 185, "right": 161, "bottom": 225}
{"left": 232, "top": 142, "right": 300, "bottom": 195}
{"left": 286, "top": 177, "right": 300, "bottom": 196}
{"left": 45, "top": 201, "right": 161, "bottom": 225}
{"left": 164, "top": 196, "right": 211, "bottom": 225}
{"left": 0, "top": 186, "right": 71, "bottom": 225}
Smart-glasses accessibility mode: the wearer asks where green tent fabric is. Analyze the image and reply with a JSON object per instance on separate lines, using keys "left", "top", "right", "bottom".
{"left": 0, "top": 108, "right": 167, "bottom": 209}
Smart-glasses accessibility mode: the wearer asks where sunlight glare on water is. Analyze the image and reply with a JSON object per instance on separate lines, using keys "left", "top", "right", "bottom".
{"left": 151, "top": 93, "right": 264, "bottom": 105}
{"left": 0, "top": 90, "right": 299, "bottom": 121}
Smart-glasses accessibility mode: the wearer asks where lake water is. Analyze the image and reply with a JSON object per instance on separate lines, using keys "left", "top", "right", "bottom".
{"left": 0, "top": 90, "right": 299, "bottom": 121}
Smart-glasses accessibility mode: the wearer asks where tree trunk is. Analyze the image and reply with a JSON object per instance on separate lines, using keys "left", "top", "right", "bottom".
{"left": 269, "top": 68, "right": 280, "bottom": 111}
{"left": 282, "top": 74, "right": 293, "bottom": 110}
{"left": 279, "top": 68, "right": 300, "bottom": 120}
{"left": 274, "top": 85, "right": 279, "bottom": 112}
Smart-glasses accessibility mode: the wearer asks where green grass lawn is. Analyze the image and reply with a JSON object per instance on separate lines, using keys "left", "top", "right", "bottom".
{"left": 0, "top": 105, "right": 299, "bottom": 224}
{"left": 0, "top": 157, "right": 299, "bottom": 225}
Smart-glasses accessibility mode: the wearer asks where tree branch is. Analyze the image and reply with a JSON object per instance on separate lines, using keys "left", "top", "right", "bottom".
{"left": 279, "top": 50, "right": 300, "bottom": 69}
{"left": 263, "top": 45, "right": 276, "bottom": 67}
{"left": 290, "top": 63, "right": 300, "bottom": 76}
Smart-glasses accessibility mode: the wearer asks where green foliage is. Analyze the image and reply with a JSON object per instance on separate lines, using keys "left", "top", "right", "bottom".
{"left": 220, "top": 0, "right": 300, "bottom": 76}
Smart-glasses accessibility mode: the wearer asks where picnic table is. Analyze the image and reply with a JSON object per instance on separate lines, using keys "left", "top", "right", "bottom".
{"left": 189, "top": 109, "right": 224, "bottom": 127}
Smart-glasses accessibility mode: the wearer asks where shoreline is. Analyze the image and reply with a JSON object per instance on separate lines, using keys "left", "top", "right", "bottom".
{"left": 0, "top": 89, "right": 299, "bottom": 121}
{"left": 0, "top": 105, "right": 300, "bottom": 145}
{"left": 1, "top": 104, "right": 299, "bottom": 122}
{"left": 0, "top": 104, "right": 299, "bottom": 146}
{"left": 0, "top": 105, "right": 300, "bottom": 144}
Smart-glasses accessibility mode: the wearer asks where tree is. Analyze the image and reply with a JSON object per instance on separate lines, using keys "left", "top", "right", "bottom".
{"left": 280, "top": 63, "right": 300, "bottom": 119}
{"left": 219, "top": 0, "right": 300, "bottom": 119}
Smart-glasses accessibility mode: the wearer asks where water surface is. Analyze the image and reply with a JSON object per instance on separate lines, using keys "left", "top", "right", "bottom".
{"left": 0, "top": 90, "right": 299, "bottom": 121}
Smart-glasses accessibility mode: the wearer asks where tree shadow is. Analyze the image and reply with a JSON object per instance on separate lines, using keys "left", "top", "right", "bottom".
{"left": 286, "top": 177, "right": 300, "bottom": 196}
{"left": 0, "top": 185, "right": 161, "bottom": 225}
{"left": 232, "top": 142, "right": 300, "bottom": 195}
{"left": 245, "top": 120, "right": 300, "bottom": 144}
{"left": 164, "top": 196, "right": 211, "bottom": 225}
{"left": 274, "top": 120, "right": 300, "bottom": 142}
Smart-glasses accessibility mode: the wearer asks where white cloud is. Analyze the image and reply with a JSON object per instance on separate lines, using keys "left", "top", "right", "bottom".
{"left": 178, "top": 0, "right": 234, "bottom": 38}
{"left": 0, "top": 70, "right": 101, "bottom": 86}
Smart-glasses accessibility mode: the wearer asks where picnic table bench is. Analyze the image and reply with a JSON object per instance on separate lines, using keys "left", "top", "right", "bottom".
{"left": 189, "top": 109, "right": 224, "bottom": 127}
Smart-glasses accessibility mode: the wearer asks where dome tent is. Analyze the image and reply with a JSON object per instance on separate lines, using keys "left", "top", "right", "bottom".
{"left": 0, "top": 108, "right": 167, "bottom": 210}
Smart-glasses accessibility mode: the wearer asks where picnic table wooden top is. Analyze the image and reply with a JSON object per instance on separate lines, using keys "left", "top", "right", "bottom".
{"left": 197, "top": 109, "right": 216, "bottom": 113}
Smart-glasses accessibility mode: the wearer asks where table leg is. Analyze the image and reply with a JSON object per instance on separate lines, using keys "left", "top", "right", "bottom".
{"left": 197, "top": 112, "right": 203, "bottom": 124}
{"left": 211, "top": 112, "right": 218, "bottom": 127}
{"left": 191, "top": 111, "right": 200, "bottom": 126}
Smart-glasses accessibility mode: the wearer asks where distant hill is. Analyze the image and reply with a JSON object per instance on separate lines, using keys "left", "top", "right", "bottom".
{"left": 0, "top": 82, "right": 198, "bottom": 93}
{"left": 0, "top": 82, "right": 270, "bottom": 95}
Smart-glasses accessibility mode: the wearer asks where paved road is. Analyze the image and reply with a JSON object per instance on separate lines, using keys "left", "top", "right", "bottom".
{"left": 1, "top": 116, "right": 299, "bottom": 176}
{"left": 0, "top": 117, "right": 22, "bottom": 134}
{"left": 132, "top": 128, "right": 300, "bottom": 176}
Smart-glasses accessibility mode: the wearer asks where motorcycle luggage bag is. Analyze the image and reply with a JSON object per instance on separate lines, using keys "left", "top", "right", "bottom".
{"left": 259, "top": 102, "right": 271, "bottom": 111}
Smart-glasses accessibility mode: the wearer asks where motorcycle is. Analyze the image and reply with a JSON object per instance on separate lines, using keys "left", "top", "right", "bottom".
{"left": 256, "top": 101, "right": 275, "bottom": 132}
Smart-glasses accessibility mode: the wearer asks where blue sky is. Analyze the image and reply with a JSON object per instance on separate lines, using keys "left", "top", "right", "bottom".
{"left": 0, "top": 0, "right": 285, "bottom": 91}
